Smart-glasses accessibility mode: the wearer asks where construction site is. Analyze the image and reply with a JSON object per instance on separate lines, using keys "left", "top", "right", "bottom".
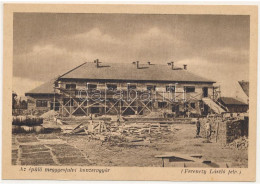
{"left": 12, "top": 60, "right": 249, "bottom": 167}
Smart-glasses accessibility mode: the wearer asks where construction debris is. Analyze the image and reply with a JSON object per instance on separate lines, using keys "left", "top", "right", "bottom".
{"left": 40, "top": 110, "right": 58, "bottom": 120}
{"left": 58, "top": 116, "right": 181, "bottom": 147}
{"left": 13, "top": 109, "right": 249, "bottom": 151}
{"left": 225, "top": 136, "right": 248, "bottom": 150}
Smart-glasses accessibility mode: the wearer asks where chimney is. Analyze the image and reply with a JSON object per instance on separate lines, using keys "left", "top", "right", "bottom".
{"left": 136, "top": 61, "right": 139, "bottom": 69}
{"left": 94, "top": 59, "right": 100, "bottom": 68}
{"left": 171, "top": 62, "right": 174, "bottom": 70}
{"left": 183, "top": 64, "right": 187, "bottom": 70}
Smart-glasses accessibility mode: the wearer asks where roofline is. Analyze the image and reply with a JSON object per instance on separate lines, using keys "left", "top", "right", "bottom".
{"left": 57, "top": 62, "right": 87, "bottom": 79}
{"left": 25, "top": 93, "right": 55, "bottom": 96}
{"left": 58, "top": 78, "right": 216, "bottom": 84}
{"left": 57, "top": 61, "right": 216, "bottom": 84}
{"left": 221, "top": 103, "right": 248, "bottom": 106}
{"left": 218, "top": 97, "right": 247, "bottom": 105}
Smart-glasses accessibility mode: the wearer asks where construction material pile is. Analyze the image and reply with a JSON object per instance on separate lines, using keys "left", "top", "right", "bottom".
{"left": 61, "top": 119, "right": 178, "bottom": 146}
{"left": 225, "top": 119, "right": 248, "bottom": 143}
{"left": 13, "top": 116, "right": 43, "bottom": 126}
{"left": 197, "top": 114, "right": 249, "bottom": 148}
{"left": 40, "top": 110, "right": 58, "bottom": 120}
{"left": 225, "top": 136, "right": 248, "bottom": 150}
{"left": 12, "top": 115, "right": 44, "bottom": 133}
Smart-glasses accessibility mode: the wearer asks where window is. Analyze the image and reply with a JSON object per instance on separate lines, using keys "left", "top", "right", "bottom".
{"left": 107, "top": 84, "right": 117, "bottom": 90}
{"left": 166, "top": 85, "right": 175, "bottom": 92}
{"left": 51, "top": 101, "right": 60, "bottom": 111}
{"left": 128, "top": 85, "right": 136, "bottom": 90}
{"left": 87, "top": 84, "right": 97, "bottom": 90}
{"left": 36, "top": 100, "right": 48, "bottom": 107}
{"left": 147, "top": 85, "right": 156, "bottom": 91}
{"left": 158, "top": 102, "right": 167, "bottom": 108}
{"left": 65, "top": 84, "right": 76, "bottom": 90}
{"left": 184, "top": 86, "right": 195, "bottom": 93}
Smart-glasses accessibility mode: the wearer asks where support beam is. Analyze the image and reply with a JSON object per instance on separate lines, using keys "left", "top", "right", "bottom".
{"left": 106, "top": 100, "right": 119, "bottom": 114}
{"left": 138, "top": 101, "right": 152, "bottom": 114}
{"left": 121, "top": 97, "right": 138, "bottom": 114}
{"left": 71, "top": 98, "right": 88, "bottom": 116}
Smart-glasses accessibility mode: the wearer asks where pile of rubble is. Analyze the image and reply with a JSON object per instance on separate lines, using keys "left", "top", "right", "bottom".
{"left": 225, "top": 136, "right": 248, "bottom": 150}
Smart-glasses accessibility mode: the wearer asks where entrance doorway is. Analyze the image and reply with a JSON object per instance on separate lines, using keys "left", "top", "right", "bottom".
{"left": 203, "top": 87, "right": 208, "bottom": 97}
{"left": 203, "top": 104, "right": 209, "bottom": 115}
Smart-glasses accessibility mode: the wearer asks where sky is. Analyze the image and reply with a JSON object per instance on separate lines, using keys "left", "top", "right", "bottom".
{"left": 13, "top": 13, "right": 250, "bottom": 101}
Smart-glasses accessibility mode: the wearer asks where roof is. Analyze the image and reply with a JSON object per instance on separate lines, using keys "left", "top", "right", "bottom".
{"left": 238, "top": 81, "right": 249, "bottom": 97}
{"left": 58, "top": 62, "right": 215, "bottom": 83}
{"left": 25, "top": 79, "right": 55, "bottom": 96}
{"left": 26, "top": 62, "right": 215, "bottom": 95}
{"left": 219, "top": 97, "right": 247, "bottom": 106}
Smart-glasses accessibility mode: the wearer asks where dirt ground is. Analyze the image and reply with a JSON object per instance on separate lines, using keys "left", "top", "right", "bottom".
{"left": 12, "top": 124, "right": 248, "bottom": 167}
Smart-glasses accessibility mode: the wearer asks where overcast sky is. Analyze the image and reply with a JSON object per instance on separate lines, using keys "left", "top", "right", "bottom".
{"left": 13, "top": 13, "right": 249, "bottom": 100}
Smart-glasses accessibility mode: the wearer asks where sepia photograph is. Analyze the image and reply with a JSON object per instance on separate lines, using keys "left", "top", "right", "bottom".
{"left": 2, "top": 4, "right": 258, "bottom": 181}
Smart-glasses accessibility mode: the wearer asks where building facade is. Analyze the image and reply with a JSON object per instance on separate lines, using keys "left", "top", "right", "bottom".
{"left": 26, "top": 61, "right": 222, "bottom": 117}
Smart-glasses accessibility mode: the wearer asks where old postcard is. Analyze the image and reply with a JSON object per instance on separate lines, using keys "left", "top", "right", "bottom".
{"left": 2, "top": 4, "right": 257, "bottom": 181}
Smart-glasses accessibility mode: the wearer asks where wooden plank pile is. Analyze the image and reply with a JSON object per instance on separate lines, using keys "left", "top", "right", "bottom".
{"left": 65, "top": 120, "right": 177, "bottom": 145}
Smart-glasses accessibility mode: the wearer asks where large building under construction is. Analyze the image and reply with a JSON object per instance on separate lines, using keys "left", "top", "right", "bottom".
{"left": 25, "top": 60, "right": 226, "bottom": 117}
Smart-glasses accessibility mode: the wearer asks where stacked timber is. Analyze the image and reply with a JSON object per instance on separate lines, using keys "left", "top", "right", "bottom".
{"left": 216, "top": 119, "right": 248, "bottom": 145}
{"left": 68, "top": 120, "right": 177, "bottom": 146}
{"left": 12, "top": 116, "right": 44, "bottom": 133}
{"left": 12, "top": 116, "right": 43, "bottom": 126}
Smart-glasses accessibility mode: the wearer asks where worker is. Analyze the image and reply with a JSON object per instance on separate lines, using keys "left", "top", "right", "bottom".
{"left": 117, "top": 114, "right": 120, "bottom": 124}
{"left": 187, "top": 111, "right": 191, "bottom": 118}
{"left": 88, "top": 120, "right": 94, "bottom": 133}
{"left": 163, "top": 112, "right": 167, "bottom": 118}
{"left": 195, "top": 117, "right": 201, "bottom": 137}
{"left": 205, "top": 120, "right": 212, "bottom": 140}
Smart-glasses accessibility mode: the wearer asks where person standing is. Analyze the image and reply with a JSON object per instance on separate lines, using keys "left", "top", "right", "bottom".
{"left": 195, "top": 117, "right": 201, "bottom": 137}
{"left": 187, "top": 111, "right": 191, "bottom": 118}
{"left": 205, "top": 120, "right": 212, "bottom": 140}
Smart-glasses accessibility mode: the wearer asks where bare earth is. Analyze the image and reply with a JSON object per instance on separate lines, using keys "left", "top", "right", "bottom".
{"left": 12, "top": 124, "right": 248, "bottom": 167}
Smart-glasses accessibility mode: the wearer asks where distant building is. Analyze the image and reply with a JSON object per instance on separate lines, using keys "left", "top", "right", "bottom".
{"left": 25, "top": 79, "right": 56, "bottom": 115}
{"left": 218, "top": 97, "right": 248, "bottom": 113}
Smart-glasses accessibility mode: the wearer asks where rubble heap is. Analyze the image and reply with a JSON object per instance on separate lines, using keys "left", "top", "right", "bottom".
{"left": 225, "top": 136, "right": 248, "bottom": 150}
